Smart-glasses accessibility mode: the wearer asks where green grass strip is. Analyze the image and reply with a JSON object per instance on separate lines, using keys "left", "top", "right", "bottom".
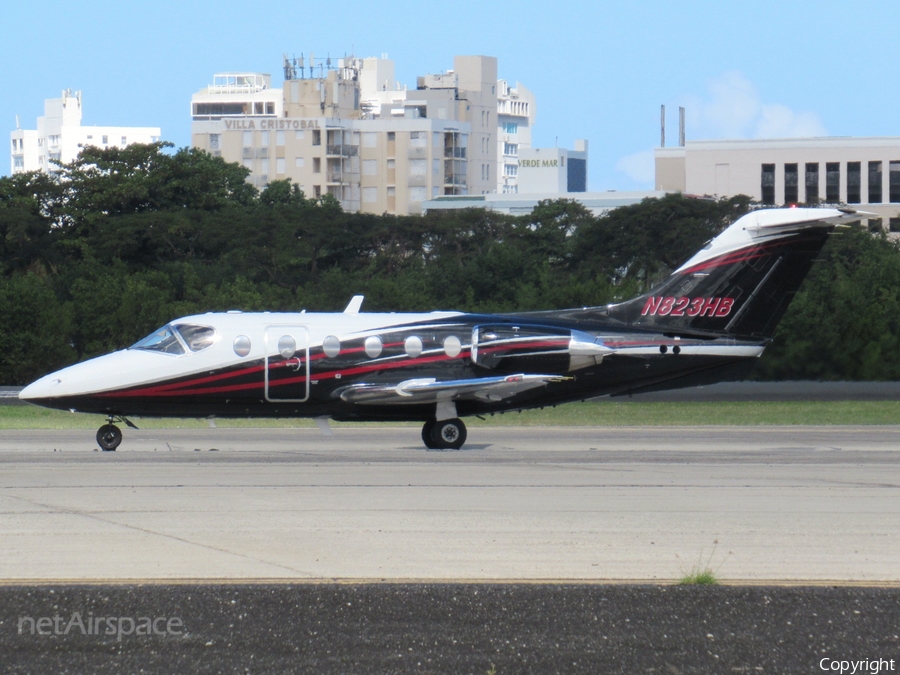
{"left": 2, "top": 400, "right": 899, "bottom": 430}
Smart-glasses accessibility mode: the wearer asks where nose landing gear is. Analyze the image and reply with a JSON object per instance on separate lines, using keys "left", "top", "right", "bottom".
{"left": 96, "top": 423, "right": 122, "bottom": 451}
{"left": 95, "top": 415, "right": 138, "bottom": 451}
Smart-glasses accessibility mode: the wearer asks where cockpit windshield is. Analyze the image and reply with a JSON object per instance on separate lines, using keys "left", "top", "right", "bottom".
{"left": 131, "top": 325, "right": 184, "bottom": 355}
{"left": 131, "top": 324, "right": 217, "bottom": 355}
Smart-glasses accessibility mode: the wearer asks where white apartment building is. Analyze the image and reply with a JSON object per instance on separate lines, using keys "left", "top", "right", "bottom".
{"left": 496, "top": 79, "right": 535, "bottom": 193}
{"left": 191, "top": 55, "right": 515, "bottom": 215}
{"left": 10, "top": 90, "right": 161, "bottom": 175}
{"left": 656, "top": 137, "right": 900, "bottom": 230}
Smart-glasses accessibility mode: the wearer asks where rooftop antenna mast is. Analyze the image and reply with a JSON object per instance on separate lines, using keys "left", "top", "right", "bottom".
{"left": 660, "top": 104, "right": 666, "bottom": 148}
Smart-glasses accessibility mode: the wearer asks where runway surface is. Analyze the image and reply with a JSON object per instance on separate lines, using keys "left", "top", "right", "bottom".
{"left": 1, "top": 425, "right": 898, "bottom": 582}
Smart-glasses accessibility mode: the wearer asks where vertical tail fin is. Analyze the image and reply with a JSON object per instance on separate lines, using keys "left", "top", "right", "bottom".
{"left": 607, "top": 208, "right": 864, "bottom": 339}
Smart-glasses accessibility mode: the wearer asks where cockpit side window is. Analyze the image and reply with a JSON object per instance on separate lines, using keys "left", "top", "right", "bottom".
{"left": 174, "top": 324, "right": 217, "bottom": 352}
{"left": 131, "top": 325, "right": 185, "bottom": 355}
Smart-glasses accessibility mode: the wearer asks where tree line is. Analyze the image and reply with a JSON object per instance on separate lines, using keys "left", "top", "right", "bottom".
{"left": 1, "top": 142, "right": 898, "bottom": 385}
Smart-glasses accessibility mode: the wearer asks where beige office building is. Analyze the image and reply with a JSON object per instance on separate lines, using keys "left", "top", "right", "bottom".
{"left": 192, "top": 55, "right": 508, "bottom": 215}
{"left": 656, "top": 137, "right": 900, "bottom": 229}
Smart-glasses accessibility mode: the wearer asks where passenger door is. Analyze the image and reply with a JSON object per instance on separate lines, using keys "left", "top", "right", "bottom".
{"left": 264, "top": 326, "right": 310, "bottom": 402}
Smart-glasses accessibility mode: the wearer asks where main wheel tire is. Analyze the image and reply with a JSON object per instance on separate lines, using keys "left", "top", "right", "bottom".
{"left": 429, "top": 418, "right": 467, "bottom": 450}
{"left": 421, "top": 420, "right": 438, "bottom": 449}
{"left": 97, "top": 424, "right": 123, "bottom": 451}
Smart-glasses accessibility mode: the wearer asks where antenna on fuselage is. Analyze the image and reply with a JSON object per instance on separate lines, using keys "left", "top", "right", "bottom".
{"left": 343, "top": 295, "right": 364, "bottom": 315}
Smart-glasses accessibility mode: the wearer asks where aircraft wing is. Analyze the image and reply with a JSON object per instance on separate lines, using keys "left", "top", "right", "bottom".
{"left": 336, "top": 373, "right": 568, "bottom": 405}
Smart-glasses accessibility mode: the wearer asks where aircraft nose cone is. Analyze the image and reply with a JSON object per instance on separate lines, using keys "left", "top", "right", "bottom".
{"left": 19, "top": 374, "right": 63, "bottom": 401}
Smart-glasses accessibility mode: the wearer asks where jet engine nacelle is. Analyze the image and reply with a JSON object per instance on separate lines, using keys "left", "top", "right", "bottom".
{"left": 471, "top": 325, "right": 613, "bottom": 374}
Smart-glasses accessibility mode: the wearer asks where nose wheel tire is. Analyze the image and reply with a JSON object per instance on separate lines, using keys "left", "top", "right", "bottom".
{"left": 97, "top": 424, "right": 123, "bottom": 452}
{"left": 424, "top": 418, "right": 467, "bottom": 450}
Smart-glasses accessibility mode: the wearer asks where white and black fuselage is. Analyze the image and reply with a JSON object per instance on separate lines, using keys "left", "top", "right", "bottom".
{"left": 19, "top": 208, "right": 863, "bottom": 449}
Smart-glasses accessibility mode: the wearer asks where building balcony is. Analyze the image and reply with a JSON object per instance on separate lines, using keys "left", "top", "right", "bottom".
{"left": 326, "top": 145, "right": 358, "bottom": 157}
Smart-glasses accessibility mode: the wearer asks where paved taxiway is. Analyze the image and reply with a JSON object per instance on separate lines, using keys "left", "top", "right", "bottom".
{"left": 0, "top": 426, "right": 898, "bottom": 582}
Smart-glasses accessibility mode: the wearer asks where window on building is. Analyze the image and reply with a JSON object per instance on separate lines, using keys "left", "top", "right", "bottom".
{"left": 503, "top": 143, "right": 518, "bottom": 156}
{"left": 266, "top": 102, "right": 275, "bottom": 115}
{"left": 102, "top": 135, "right": 108, "bottom": 145}
{"left": 847, "top": 162, "right": 861, "bottom": 203}
{"left": 868, "top": 161, "right": 883, "bottom": 204}
{"left": 276, "top": 158, "right": 285, "bottom": 174}
{"left": 254, "top": 102, "right": 263, "bottom": 114}
{"left": 387, "top": 159, "right": 395, "bottom": 170}
{"left": 867, "top": 218, "right": 884, "bottom": 232}
{"left": 504, "top": 163, "right": 518, "bottom": 177}
{"left": 243, "top": 131, "right": 253, "bottom": 147}
{"left": 387, "top": 186, "right": 396, "bottom": 197}
{"left": 410, "top": 131, "right": 426, "bottom": 147}
{"left": 362, "top": 160, "right": 377, "bottom": 176}
{"left": 761, "top": 164, "right": 775, "bottom": 205}
{"left": 260, "top": 158, "right": 269, "bottom": 175}
{"left": 409, "top": 159, "right": 427, "bottom": 176}
{"left": 805, "top": 163, "right": 819, "bottom": 203}
{"left": 891, "top": 161, "right": 900, "bottom": 203}
{"left": 784, "top": 164, "right": 798, "bottom": 204}
{"left": 826, "top": 162, "right": 840, "bottom": 202}
{"left": 313, "top": 157, "right": 321, "bottom": 173}
{"left": 409, "top": 186, "right": 427, "bottom": 203}
{"left": 504, "top": 122, "right": 518, "bottom": 134}
{"left": 209, "top": 134, "right": 220, "bottom": 150}
{"left": 193, "top": 102, "right": 248, "bottom": 116}
{"left": 276, "top": 130, "right": 285, "bottom": 146}
{"left": 260, "top": 132, "right": 269, "bottom": 147}
{"left": 295, "top": 157, "right": 305, "bottom": 168}
{"left": 362, "top": 187, "right": 377, "bottom": 203}
{"left": 121, "top": 136, "right": 127, "bottom": 145}
{"left": 890, "top": 217, "right": 900, "bottom": 233}
{"left": 312, "top": 130, "right": 321, "bottom": 146}
{"left": 363, "top": 132, "right": 376, "bottom": 147}
{"left": 387, "top": 132, "right": 395, "bottom": 142}
{"left": 295, "top": 130, "right": 305, "bottom": 141}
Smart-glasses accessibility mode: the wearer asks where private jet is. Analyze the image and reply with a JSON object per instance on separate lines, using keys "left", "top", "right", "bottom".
{"left": 19, "top": 207, "right": 859, "bottom": 450}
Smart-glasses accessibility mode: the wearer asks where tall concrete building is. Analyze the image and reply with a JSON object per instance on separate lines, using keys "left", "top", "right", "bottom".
{"left": 191, "top": 55, "right": 513, "bottom": 215}
{"left": 655, "top": 137, "right": 900, "bottom": 230}
{"left": 10, "top": 90, "right": 161, "bottom": 175}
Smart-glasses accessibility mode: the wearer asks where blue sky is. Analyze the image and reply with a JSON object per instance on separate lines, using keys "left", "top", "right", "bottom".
{"left": 4, "top": 0, "right": 898, "bottom": 190}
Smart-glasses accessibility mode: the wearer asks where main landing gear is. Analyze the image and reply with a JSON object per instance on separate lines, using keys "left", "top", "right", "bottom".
{"left": 421, "top": 418, "right": 467, "bottom": 450}
{"left": 96, "top": 415, "right": 137, "bottom": 451}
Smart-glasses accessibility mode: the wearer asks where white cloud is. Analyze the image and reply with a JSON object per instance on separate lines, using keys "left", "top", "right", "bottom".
{"left": 615, "top": 149, "right": 655, "bottom": 187}
{"left": 686, "top": 70, "right": 826, "bottom": 140}
{"left": 754, "top": 103, "right": 827, "bottom": 138}
{"left": 614, "top": 71, "right": 827, "bottom": 187}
